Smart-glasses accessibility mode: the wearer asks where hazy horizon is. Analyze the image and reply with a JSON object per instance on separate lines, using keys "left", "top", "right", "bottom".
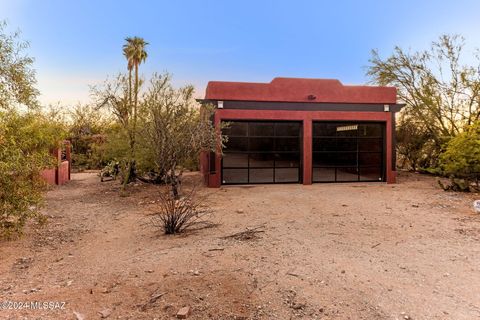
{"left": 2, "top": 0, "right": 480, "bottom": 107}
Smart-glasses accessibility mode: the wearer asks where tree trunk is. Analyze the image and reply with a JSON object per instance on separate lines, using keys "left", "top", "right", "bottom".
{"left": 134, "top": 63, "right": 138, "bottom": 137}
{"left": 170, "top": 167, "right": 181, "bottom": 200}
{"left": 170, "top": 170, "right": 178, "bottom": 199}
{"left": 128, "top": 68, "right": 132, "bottom": 107}
{"left": 123, "top": 64, "right": 139, "bottom": 191}
{"left": 122, "top": 133, "right": 136, "bottom": 190}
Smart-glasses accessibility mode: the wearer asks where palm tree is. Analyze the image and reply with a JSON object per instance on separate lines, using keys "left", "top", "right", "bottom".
{"left": 123, "top": 36, "right": 148, "bottom": 127}
{"left": 122, "top": 36, "right": 148, "bottom": 188}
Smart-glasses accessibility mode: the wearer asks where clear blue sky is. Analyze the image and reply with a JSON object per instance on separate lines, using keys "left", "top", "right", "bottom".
{"left": 2, "top": 0, "right": 480, "bottom": 105}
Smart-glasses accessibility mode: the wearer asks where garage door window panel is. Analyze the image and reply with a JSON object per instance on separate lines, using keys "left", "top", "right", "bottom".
{"left": 337, "top": 167, "right": 359, "bottom": 181}
{"left": 275, "top": 122, "right": 301, "bottom": 136}
{"left": 249, "top": 122, "right": 274, "bottom": 136}
{"left": 223, "top": 122, "right": 248, "bottom": 136}
{"left": 359, "top": 152, "right": 382, "bottom": 166}
{"left": 223, "top": 169, "right": 248, "bottom": 184}
{"left": 249, "top": 137, "right": 274, "bottom": 152}
{"left": 360, "top": 167, "right": 382, "bottom": 181}
{"left": 250, "top": 168, "right": 274, "bottom": 183}
{"left": 222, "top": 121, "right": 301, "bottom": 184}
{"left": 275, "top": 168, "right": 299, "bottom": 182}
{"left": 249, "top": 153, "right": 274, "bottom": 167}
{"left": 336, "top": 138, "right": 357, "bottom": 151}
{"left": 275, "top": 152, "right": 300, "bottom": 167}
{"left": 225, "top": 137, "right": 248, "bottom": 152}
{"left": 313, "top": 138, "right": 336, "bottom": 151}
{"left": 223, "top": 153, "right": 248, "bottom": 167}
{"left": 313, "top": 167, "right": 336, "bottom": 182}
{"left": 313, "top": 152, "right": 337, "bottom": 167}
{"left": 359, "top": 124, "right": 383, "bottom": 137}
{"left": 359, "top": 138, "right": 382, "bottom": 152}
{"left": 312, "top": 122, "right": 385, "bottom": 183}
{"left": 275, "top": 137, "right": 300, "bottom": 152}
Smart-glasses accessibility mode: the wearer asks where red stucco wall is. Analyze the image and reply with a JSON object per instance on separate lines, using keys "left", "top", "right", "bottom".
{"left": 58, "top": 161, "right": 70, "bottom": 185}
{"left": 206, "top": 78, "right": 397, "bottom": 104}
{"left": 40, "top": 142, "right": 71, "bottom": 186}
{"left": 41, "top": 168, "right": 56, "bottom": 185}
{"left": 202, "top": 77, "right": 398, "bottom": 187}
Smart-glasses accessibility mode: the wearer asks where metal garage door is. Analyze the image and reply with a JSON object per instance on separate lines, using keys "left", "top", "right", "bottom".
{"left": 312, "top": 122, "right": 385, "bottom": 182}
{"left": 221, "top": 121, "right": 302, "bottom": 184}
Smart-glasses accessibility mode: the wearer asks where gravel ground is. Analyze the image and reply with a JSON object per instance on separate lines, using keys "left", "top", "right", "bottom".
{"left": 0, "top": 171, "right": 479, "bottom": 320}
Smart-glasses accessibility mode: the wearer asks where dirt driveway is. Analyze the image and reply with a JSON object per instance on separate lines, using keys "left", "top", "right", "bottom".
{"left": 1, "top": 172, "right": 479, "bottom": 320}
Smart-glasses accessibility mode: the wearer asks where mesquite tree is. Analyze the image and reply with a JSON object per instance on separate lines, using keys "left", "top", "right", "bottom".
{"left": 367, "top": 35, "right": 480, "bottom": 168}
{"left": 142, "top": 73, "right": 225, "bottom": 198}
{"left": 92, "top": 74, "right": 138, "bottom": 184}
{"left": 0, "top": 21, "right": 65, "bottom": 238}
{"left": 0, "top": 21, "right": 38, "bottom": 111}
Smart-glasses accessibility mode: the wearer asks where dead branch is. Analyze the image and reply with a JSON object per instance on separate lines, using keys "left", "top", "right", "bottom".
{"left": 221, "top": 224, "right": 266, "bottom": 241}
{"left": 139, "top": 290, "right": 167, "bottom": 311}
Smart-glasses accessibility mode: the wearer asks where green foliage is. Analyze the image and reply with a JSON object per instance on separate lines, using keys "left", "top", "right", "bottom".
{"left": 0, "top": 21, "right": 39, "bottom": 110}
{"left": 68, "top": 104, "right": 111, "bottom": 169}
{"left": 141, "top": 73, "right": 225, "bottom": 197}
{"left": 367, "top": 34, "right": 480, "bottom": 169}
{"left": 102, "top": 124, "right": 130, "bottom": 161}
{"left": 93, "top": 73, "right": 140, "bottom": 184}
{"left": 438, "top": 121, "right": 480, "bottom": 191}
{"left": 0, "top": 110, "right": 65, "bottom": 239}
{"left": 120, "top": 37, "right": 149, "bottom": 189}
{"left": 93, "top": 70, "right": 223, "bottom": 197}
{"left": 100, "top": 160, "right": 120, "bottom": 182}
{"left": 0, "top": 21, "right": 66, "bottom": 239}
{"left": 396, "top": 116, "right": 438, "bottom": 171}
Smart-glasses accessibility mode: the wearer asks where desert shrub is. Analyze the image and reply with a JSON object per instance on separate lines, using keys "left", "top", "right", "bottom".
{"left": 100, "top": 123, "right": 141, "bottom": 184}
{"left": 396, "top": 117, "right": 438, "bottom": 170}
{"left": 93, "top": 37, "right": 148, "bottom": 190}
{"left": 151, "top": 187, "right": 212, "bottom": 235}
{"left": 368, "top": 35, "right": 480, "bottom": 168}
{"left": 68, "top": 104, "right": 112, "bottom": 170}
{"left": 141, "top": 73, "right": 226, "bottom": 198}
{"left": 0, "top": 22, "right": 66, "bottom": 239}
{"left": 181, "top": 156, "right": 199, "bottom": 172}
{"left": 0, "top": 111, "right": 65, "bottom": 239}
{"left": 0, "top": 21, "right": 38, "bottom": 111}
{"left": 100, "top": 160, "right": 120, "bottom": 182}
{"left": 438, "top": 121, "right": 480, "bottom": 192}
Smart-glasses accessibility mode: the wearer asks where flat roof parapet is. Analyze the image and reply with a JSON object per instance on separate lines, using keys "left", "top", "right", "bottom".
{"left": 205, "top": 77, "right": 397, "bottom": 104}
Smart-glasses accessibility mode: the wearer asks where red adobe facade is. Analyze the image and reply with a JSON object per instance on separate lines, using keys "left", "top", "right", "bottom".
{"left": 200, "top": 77, "right": 402, "bottom": 187}
{"left": 40, "top": 141, "right": 71, "bottom": 185}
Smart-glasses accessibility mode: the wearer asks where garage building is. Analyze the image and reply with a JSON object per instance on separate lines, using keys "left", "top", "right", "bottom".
{"left": 199, "top": 77, "right": 403, "bottom": 187}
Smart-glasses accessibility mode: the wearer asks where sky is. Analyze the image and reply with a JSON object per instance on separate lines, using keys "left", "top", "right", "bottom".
{"left": 2, "top": 0, "right": 480, "bottom": 106}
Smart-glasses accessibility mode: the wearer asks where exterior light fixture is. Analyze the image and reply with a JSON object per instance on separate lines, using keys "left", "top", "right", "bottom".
{"left": 384, "top": 104, "right": 390, "bottom": 112}
{"left": 218, "top": 101, "right": 224, "bottom": 108}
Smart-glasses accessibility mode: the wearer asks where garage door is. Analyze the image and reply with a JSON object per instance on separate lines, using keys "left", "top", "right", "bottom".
{"left": 222, "top": 121, "right": 302, "bottom": 184}
{"left": 312, "top": 122, "right": 385, "bottom": 182}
